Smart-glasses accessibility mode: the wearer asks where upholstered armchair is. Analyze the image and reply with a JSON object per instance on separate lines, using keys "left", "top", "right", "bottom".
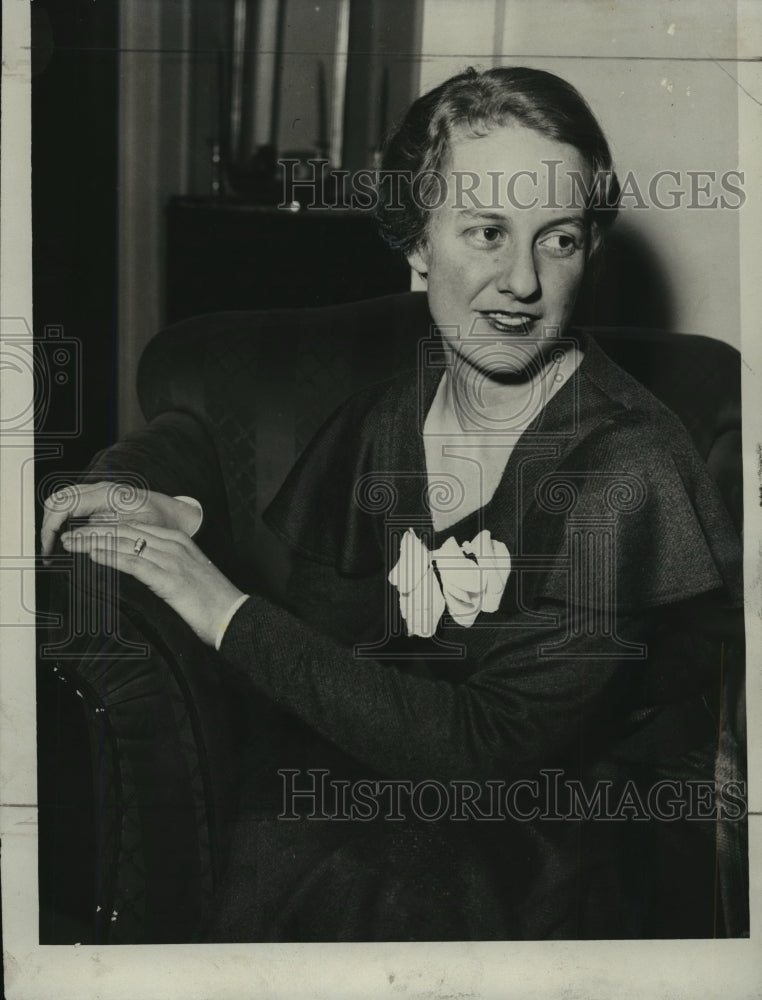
{"left": 38, "top": 291, "right": 746, "bottom": 943}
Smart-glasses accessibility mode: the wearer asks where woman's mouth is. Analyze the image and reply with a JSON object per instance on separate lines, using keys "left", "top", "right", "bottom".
{"left": 478, "top": 311, "right": 538, "bottom": 334}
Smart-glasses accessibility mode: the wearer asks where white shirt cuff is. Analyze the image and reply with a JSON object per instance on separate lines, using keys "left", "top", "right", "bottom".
{"left": 214, "top": 593, "right": 251, "bottom": 651}
{"left": 173, "top": 496, "right": 204, "bottom": 537}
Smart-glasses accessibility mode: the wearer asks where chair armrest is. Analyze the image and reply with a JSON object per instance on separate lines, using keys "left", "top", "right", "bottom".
{"left": 39, "top": 409, "right": 244, "bottom": 942}
{"left": 40, "top": 547, "right": 240, "bottom": 943}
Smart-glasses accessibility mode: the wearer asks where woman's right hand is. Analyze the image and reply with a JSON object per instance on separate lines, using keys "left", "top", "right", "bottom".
{"left": 40, "top": 481, "right": 201, "bottom": 559}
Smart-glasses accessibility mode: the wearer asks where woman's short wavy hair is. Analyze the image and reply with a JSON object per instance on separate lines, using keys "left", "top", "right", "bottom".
{"left": 376, "top": 66, "right": 620, "bottom": 257}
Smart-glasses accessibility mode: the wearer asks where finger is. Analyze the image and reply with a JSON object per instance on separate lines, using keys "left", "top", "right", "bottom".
{"left": 62, "top": 529, "right": 174, "bottom": 575}
{"left": 118, "top": 522, "right": 193, "bottom": 545}
{"left": 62, "top": 526, "right": 151, "bottom": 554}
{"left": 88, "top": 510, "right": 124, "bottom": 523}
{"left": 62, "top": 523, "right": 204, "bottom": 574}
{"left": 41, "top": 489, "right": 75, "bottom": 554}
{"left": 42, "top": 480, "right": 115, "bottom": 517}
{"left": 63, "top": 522, "right": 150, "bottom": 545}
{"left": 85, "top": 538, "right": 167, "bottom": 590}
{"left": 101, "top": 521, "right": 209, "bottom": 565}
{"left": 42, "top": 481, "right": 109, "bottom": 511}
{"left": 41, "top": 482, "right": 112, "bottom": 555}
{"left": 41, "top": 495, "right": 78, "bottom": 556}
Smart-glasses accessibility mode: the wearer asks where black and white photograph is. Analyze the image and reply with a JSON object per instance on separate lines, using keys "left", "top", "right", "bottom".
{"left": 1, "top": 0, "right": 761, "bottom": 996}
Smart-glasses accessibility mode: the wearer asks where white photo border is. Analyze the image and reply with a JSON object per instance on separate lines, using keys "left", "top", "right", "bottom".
{"left": 1, "top": 0, "right": 761, "bottom": 996}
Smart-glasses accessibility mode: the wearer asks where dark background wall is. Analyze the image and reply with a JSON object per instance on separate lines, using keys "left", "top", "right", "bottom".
{"left": 32, "top": 0, "right": 120, "bottom": 477}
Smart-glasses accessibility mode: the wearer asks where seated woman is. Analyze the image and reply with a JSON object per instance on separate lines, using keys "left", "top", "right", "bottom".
{"left": 42, "top": 66, "right": 745, "bottom": 940}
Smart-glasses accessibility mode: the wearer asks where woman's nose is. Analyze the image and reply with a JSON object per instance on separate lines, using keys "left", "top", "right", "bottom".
{"left": 495, "top": 246, "right": 540, "bottom": 301}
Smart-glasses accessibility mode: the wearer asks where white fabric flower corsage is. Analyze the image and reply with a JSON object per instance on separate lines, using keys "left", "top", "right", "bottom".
{"left": 388, "top": 528, "right": 511, "bottom": 638}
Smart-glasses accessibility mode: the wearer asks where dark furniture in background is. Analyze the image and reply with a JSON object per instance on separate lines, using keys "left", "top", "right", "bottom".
{"left": 39, "top": 292, "right": 746, "bottom": 943}
{"left": 165, "top": 198, "right": 411, "bottom": 323}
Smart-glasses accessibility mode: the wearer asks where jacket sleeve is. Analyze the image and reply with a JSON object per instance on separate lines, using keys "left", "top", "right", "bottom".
{"left": 218, "top": 587, "right": 674, "bottom": 784}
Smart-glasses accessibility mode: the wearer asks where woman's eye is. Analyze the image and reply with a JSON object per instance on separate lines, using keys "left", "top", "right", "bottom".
{"left": 537, "top": 232, "right": 581, "bottom": 257}
{"left": 465, "top": 226, "right": 505, "bottom": 247}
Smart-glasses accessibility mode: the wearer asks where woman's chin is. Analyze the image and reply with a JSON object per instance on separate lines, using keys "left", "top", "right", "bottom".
{"left": 455, "top": 343, "right": 555, "bottom": 384}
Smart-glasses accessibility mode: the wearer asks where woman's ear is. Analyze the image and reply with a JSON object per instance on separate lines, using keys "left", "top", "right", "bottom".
{"left": 406, "top": 243, "right": 429, "bottom": 281}
{"left": 586, "top": 223, "right": 603, "bottom": 260}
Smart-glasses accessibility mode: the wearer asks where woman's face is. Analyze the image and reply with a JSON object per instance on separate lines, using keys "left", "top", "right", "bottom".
{"left": 407, "top": 121, "right": 594, "bottom": 378}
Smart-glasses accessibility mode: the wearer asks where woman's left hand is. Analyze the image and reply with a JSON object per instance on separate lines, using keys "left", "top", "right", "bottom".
{"left": 60, "top": 522, "right": 245, "bottom": 647}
